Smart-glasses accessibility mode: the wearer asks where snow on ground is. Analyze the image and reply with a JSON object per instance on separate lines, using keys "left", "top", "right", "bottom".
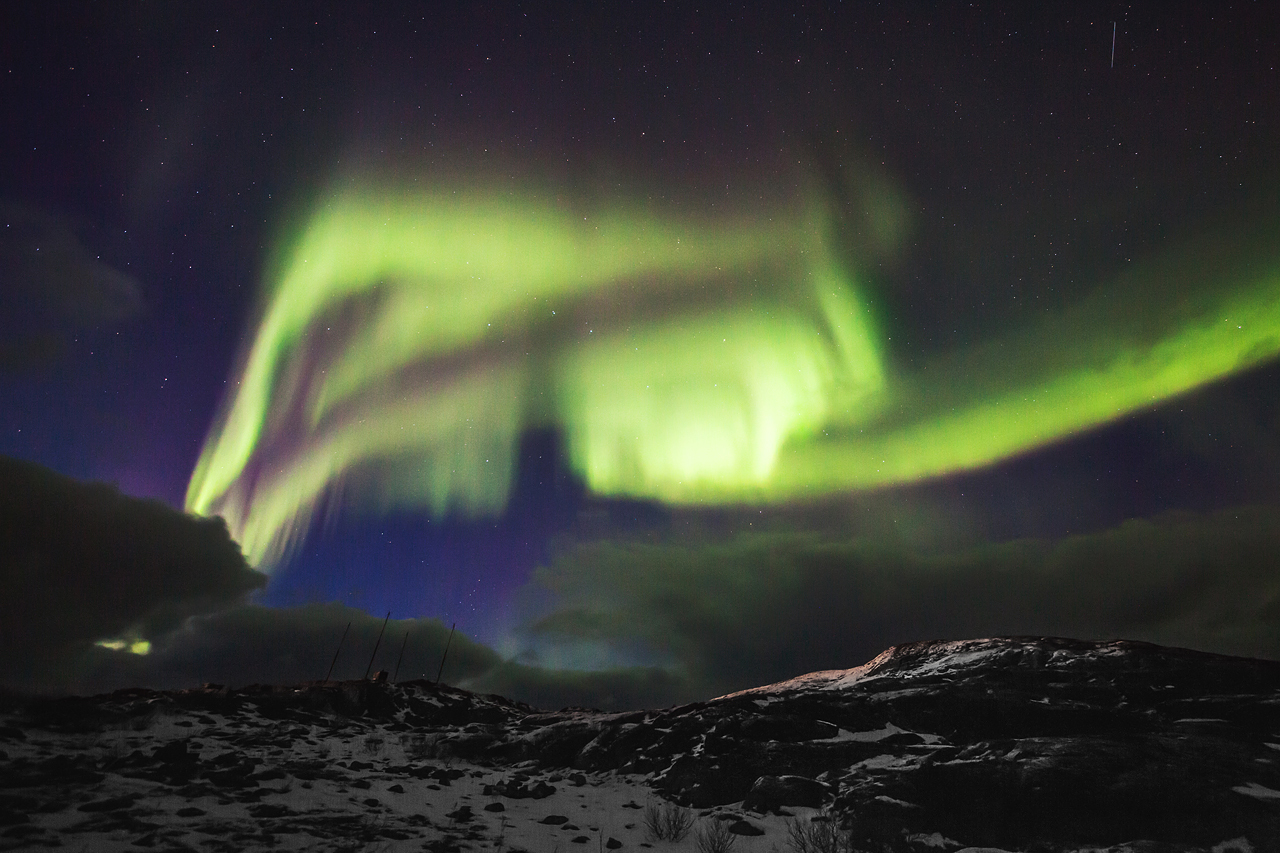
{"left": 1229, "top": 781, "right": 1280, "bottom": 801}
{"left": 5, "top": 635, "right": 1275, "bottom": 853}
{"left": 0, "top": 693, "right": 831, "bottom": 853}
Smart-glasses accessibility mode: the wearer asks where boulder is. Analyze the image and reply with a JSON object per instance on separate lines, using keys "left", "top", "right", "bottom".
{"left": 743, "top": 775, "right": 830, "bottom": 812}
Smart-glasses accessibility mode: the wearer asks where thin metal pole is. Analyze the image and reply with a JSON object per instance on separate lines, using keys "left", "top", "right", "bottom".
{"left": 392, "top": 630, "right": 410, "bottom": 683}
{"left": 363, "top": 611, "right": 391, "bottom": 680}
{"left": 436, "top": 623, "right": 456, "bottom": 685}
{"left": 324, "top": 621, "right": 351, "bottom": 683}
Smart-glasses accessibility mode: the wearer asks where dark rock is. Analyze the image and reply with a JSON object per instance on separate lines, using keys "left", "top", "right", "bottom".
{"left": 251, "top": 767, "right": 287, "bottom": 781}
{"left": 662, "top": 757, "right": 758, "bottom": 806}
{"left": 571, "top": 836, "right": 590, "bottom": 843}
{"left": 727, "top": 820, "right": 765, "bottom": 836}
{"left": 175, "top": 807, "right": 206, "bottom": 817}
{"left": 540, "top": 814, "right": 569, "bottom": 825}
{"left": 483, "top": 777, "right": 557, "bottom": 799}
{"left": 21, "top": 752, "right": 105, "bottom": 786}
{"left": 152, "top": 739, "right": 198, "bottom": 764}
{"left": 743, "top": 775, "right": 830, "bottom": 812}
{"left": 606, "top": 837, "right": 623, "bottom": 849}
{"left": 432, "top": 767, "right": 466, "bottom": 784}
{"left": 483, "top": 801, "right": 505, "bottom": 812}
{"left": 739, "top": 716, "right": 838, "bottom": 742}
{"left": 5, "top": 636, "right": 1278, "bottom": 850}
{"left": 249, "top": 803, "right": 292, "bottom": 818}
{"left": 78, "top": 794, "right": 138, "bottom": 812}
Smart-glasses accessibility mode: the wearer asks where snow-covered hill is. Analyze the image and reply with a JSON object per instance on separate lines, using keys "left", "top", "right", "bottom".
{"left": 2, "top": 637, "right": 1275, "bottom": 851}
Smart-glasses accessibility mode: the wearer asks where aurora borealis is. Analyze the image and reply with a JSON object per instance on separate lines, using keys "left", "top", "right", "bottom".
{"left": 4, "top": 4, "right": 1280, "bottom": 707}
{"left": 188, "top": 179, "right": 1279, "bottom": 570}
{"left": 185, "top": 182, "right": 887, "bottom": 565}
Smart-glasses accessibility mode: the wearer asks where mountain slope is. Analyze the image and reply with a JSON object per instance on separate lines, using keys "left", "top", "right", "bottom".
{"left": 2, "top": 637, "right": 1276, "bottom": 851}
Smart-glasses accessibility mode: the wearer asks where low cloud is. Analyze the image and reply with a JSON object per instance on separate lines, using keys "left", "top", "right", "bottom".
{"left": 11, "top": 450, "right": 1279, "bottom": 712}
{"left": 72, "top": 603, "right": 502, "bottom": 696}
{"left": 0, "top": 455, "right": 695, "bottom": 710}
{"left": 469, "top": 660, "right": 695, "bottom": 711}
{"left": 520, "top": 506, "right": 1280, "bottom": 700}
{"left": 0, "top": 455, "right": 264, "bottom": 690}
{"left": 50, "top": 601, "right": 687, "bottom": 712}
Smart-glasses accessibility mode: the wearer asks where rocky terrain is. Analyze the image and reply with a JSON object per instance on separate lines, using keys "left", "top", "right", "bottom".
{"left": 1, "top": 637, "right": 1276, "bottom": 851}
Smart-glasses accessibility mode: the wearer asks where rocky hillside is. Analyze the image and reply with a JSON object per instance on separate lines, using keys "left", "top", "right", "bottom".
{"left": 2, "top": 636, "right": 1277, "bottom": 851}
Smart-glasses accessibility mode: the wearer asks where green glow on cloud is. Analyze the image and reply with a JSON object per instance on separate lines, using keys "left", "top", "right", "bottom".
{"left": 186, "top": 175, "right": 1280, "bottom": 568}
{"left": 95, "top": 638, "right": 151, "bottom": 655}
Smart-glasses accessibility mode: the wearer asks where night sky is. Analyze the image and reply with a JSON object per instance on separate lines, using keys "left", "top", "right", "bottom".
{"left": 3, "top": 3, "right": 1280, "bottom": 709}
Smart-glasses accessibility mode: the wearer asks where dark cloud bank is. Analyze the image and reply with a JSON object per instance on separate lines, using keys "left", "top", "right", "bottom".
{"left": 4, "top": 454, "right": 1280, "bottom": 710}
{"left": 523, "top": 509, "right": 1280, "bottom": 703}
{"left": 0, "top": 455, "right": 677, "bottom": 707}
{"left": 0, "top": 455, "right": 262, "bottom": 688}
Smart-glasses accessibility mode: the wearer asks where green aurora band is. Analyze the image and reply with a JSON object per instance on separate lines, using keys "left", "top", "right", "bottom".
{"left": 186, "top": 179, "right": 1280, "bottom": 568}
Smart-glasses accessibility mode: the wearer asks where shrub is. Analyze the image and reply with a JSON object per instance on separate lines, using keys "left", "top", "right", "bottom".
{"left": 401, "top": 733, "right": 435, "bottom": 761}
{"left": 643, "top": 801, "right": 695, "bottom": 842}
{"left": 785, "top": 814, "right": 855, "bottom": 853}
{"left": 694, "top": 819, "right": 737, "bottom": 853}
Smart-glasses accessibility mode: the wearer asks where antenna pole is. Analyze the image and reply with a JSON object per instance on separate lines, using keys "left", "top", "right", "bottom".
{"left": 324, "top": 621, "right": 351, "bottom": 684}
{"left": 363, "top": 611, "right": 391, "bottom": 680}
{"left": 436, "top": 623, "right": 456, "bottom": 685}
{"left": 392, "top": 630, "right": 410, "bottom": 683}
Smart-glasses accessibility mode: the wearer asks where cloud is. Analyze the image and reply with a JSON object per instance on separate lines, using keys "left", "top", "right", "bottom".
{"left": 0, "top": 204, "right": 144, "bottom": 324}
{"left": 0, "top": 204, "right": 144, "bottom": 373}
{"left": 14, "top": 449, "right": 1280, "bottom": 713}
{"left": 0, "top": 455, "right": 265, "bottom": 690}
{"left": 469, "top": 660, "right": 695, "bottom": 711}
{"left": 0, "top": 457, "right": 701, "bottom": 709}
{"left": 45, "top": 600, "right": 687, "bottom": 712}
{"left": 70, "top": 603, "right": 502, "bottom": 696}
{"left": 520, "top": 506, "right": 1280, "bottom": 700}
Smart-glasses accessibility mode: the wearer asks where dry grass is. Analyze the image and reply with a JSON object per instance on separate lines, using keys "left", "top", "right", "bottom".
{"left": 785, "top": 814, "right": 855, "bottom": 853}
{"left": 694, "top": 819, "right": 737, "bottom": 853}
{"left": 643, "top": 801, "right": 695, "bottom": 842}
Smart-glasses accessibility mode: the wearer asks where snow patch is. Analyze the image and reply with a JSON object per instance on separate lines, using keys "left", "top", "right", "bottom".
{"left": 1174, "top": 717, "right": 1229, "bottom": 723}
{"left": 1231, "top": 782, "right": 1280, "bottom": 800}
{"left": 1211, "top": 838, "right": 1255, "bottom": 853}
